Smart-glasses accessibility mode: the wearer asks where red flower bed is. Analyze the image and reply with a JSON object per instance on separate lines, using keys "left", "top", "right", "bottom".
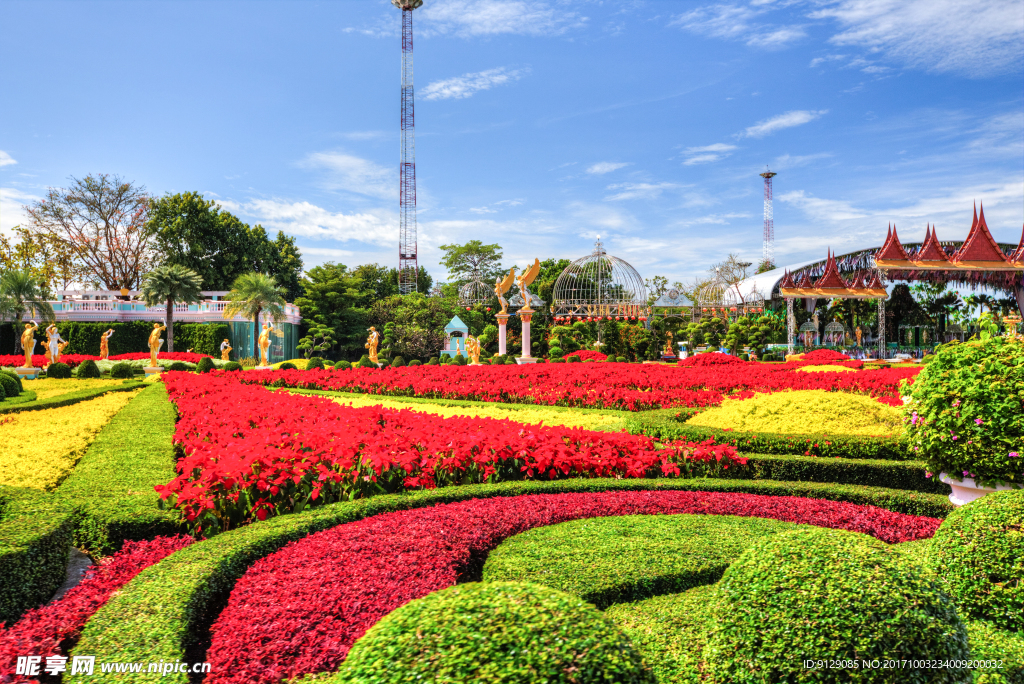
{"left": 801, "top": 349, "right": 852, "bottom": 362}
{"left": 157, "top": 373, "right": 745, "bottom": 531}
{"left": 237, "top": 362, "right": 919, "bottom": 411}
{"left": 563, "top": 349, "right": 608, "bottom": 361}
{"left": 0, "top": 351, "right": 211, "bottom": 368}
{"left": 0, "top": 536, "right": 192, "bottom": 684}
{"left": 204, "top": 490, "right": 940, "bottom": 684}
{"left": 677, "top": 353, "right": 748, "bottom": 367}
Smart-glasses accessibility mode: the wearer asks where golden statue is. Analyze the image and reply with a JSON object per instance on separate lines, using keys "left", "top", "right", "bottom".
{"left": 465, "top": 335, "right": 482, "bottom": 365}
{"left": 99, "top": 328, "right": 115, "bottom": 360}
{"left": 20, "top": 320, "right": 38, "bottom": 368}
{"left": 365, "top": 326, "right": 380, "bottom": 365}
{"left": 45, "top": 325, "right": 66, "bottom": 367}
{"left": 494, "top": 267, "right": 516, "bottom": 315}
{"left": 663, "top": 331, "right": 674, "bottom": 356}
{"left": 855, "top": 326, "right": 863, "bottom": 347}
{"left": 220, "top": 338, "right": 233, "bottom": 361}
{"left": 515, "top": 258, "right": 541, "bottom": 312}
{"left": 148, "top": 323, "right": 166, "bottom": 367}
{"left": 258, "top": 323, "right": 274, "bottom": 367}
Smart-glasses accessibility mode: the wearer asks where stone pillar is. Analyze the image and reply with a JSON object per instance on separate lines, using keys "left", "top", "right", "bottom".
{"left": 786, "top": 298, "right": 795, "bottom": 356}
{"left": 497, "top": 313, "right": 509, "bottom": 356}
{"left": 520, "top": 312, "right": 532, "bottom": 359}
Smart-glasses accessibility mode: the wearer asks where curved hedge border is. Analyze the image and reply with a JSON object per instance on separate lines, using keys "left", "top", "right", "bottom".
{"left": 627, "top": 411, "right": 909, "bottom": 460}
{"left": 73, "top": 479, "right": 948, "bottom": 684}
{"left": 0, "top": 383, "right": 180, "bottom": 624}
{"left": 0, "top": 381, "right": 143, "bottom": 415}
{"left": 739, "top": 453, "right": 943, "bottom": 494}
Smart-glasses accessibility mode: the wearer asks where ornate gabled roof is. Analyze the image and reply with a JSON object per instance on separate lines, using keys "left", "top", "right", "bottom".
{"left": 814, "top": 250, "right": 850, "bottom": 290}
{"left": 866, "top": 271, "right": 886, "bottom": 290}
{"left": 797, "top": 269, "right": 815, "bottom": 288}
{"left": 875, "top": 223, "right": 912, "bottom": 262}
{"left": 1010, "top": 225, "right": 1024, "bottom": 265}
{"left": 847, "top": 271, "right": 866, "bottom": 289}
{"left": 953, "top": 203, "right": 1009, "bottom": 264}
{"left": 778, "top": 270, "right": 795, "bottom": 288}
{"left": 916, "top": 224, "right": 950, "bottom": 262}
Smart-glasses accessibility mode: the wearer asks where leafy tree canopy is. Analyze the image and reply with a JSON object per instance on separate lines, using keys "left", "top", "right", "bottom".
{"left": 439, "top": 240, "right": 504, "bottom": 284}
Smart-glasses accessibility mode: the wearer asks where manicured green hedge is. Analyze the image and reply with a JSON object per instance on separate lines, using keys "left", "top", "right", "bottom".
{"left": 929, "top": 490, "right": 1024, "bottom": 631}
{"left": 54, "top": 383, "right": 182, "bottom": 555}
{"left": 963, "top": 619, "right": 1024, "bottom": 683}
{"left": 174, "top": 322, "right": 231, "bottom": 357}
{"left": 73, "top": 477, "right": 953, "bottom": 683}
{"left": 482, "top": 514, "right": 800, "bottom": 608}
{"left": 739, "top": 453, "right": 944, "bottom": 494}
{"left": 0, "top": 486, "right": 75, "bottom": 625}
{"left": 626, "top": 412, "right": 909, "bottom": 460}
{"left": 332, "top": 582, "right": 655, "bottom": 684}
{"left": 0, "top": 381, "right": 143, "bottom": 415}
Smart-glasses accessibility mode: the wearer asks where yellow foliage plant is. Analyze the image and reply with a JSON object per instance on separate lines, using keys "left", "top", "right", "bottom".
{"left": 22, "top": 378, "right": 128, "bottom": 401}
{"left": 794, "top": 365, "right": 857, "bottom": 373}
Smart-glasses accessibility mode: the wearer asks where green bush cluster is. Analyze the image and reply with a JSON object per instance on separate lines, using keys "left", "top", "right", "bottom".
{"left": 567, "top": 355, "right": 581, "bottom": 363}
{"left": 0, "top": 370, "right": 20, "bottom": 400}
{"left": 705, "top": 527, "right": 969, "bottom": 683}
{"left": 483, "top": 514, "right": 800, "bottom": 608}
{"left": 110, "top": 362, "right": 135, "bottom": 379}
{"left": 356, "top": 355, "right": 377, "bottom": 369}
{"left": 333, "top": 582, "right": 655, "bottom": 684}
{"left": 46, "top": 362, "right": 72, "bottom": 379}
{"left": 168, "top": 362, "right": 190, "bottom": 372}
{"left": 929, "top": 490, "right": 1024, "bottom": 630}
{"left": 334, "top": 360, "right": 352, "bottom": 370}
{"left": 390, "top": 356, "right": 405, "bottom": 368}
{"left": 427, "top": 357, "right": 439, "bottom": 365}
{"left": 906, "top": 336, "right": 1024, "bottom": 488}
{"left": 75, "top": 359, "right": 102, "bottom": 379}
{"left": 305, "top": 357, "right": 325, "bottom": 371}
{"left": 408, "top": 359, "right": 421, "bottom": 366}
{"left": 278, "top": 362, "right": 298, "bottom": 370}
{"left": 223, "top": 362, "right": 242, "bottom": 371}
{"left": 196, "top": 357, "right": 216, "bottom": 374}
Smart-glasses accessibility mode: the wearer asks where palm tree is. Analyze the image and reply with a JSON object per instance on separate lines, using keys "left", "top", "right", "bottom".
{"left": 974, "top": 293, "right": 996, "bottom": 314}
{"left": 0, "top": 270, "right": 55, "bottom": 353}
{"left": 222, "top": 272, "right": 287, "bottom": 359}
{"left": 140, "top": 264, "right": 204, "bottom": 352}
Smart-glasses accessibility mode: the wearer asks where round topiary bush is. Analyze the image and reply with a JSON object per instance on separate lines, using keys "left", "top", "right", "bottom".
{"left": 616, "top": 356, "right": 628, "bottom": 363}
{"left": 408, "top": 359, "right": 422, "bottom": 366}
{"left": 390, "top": 356, "right": 406, "bottom": 368}
{"left": 357, "top": 355, "right": 377, "bottom": 369}
{"left": 550, "top": 357, "right": 566, "bottom": 363}
{"left": 278, "top": 362, "right": 298, "bottom": 371}
{"left": 928, "top": 490, "right": 1024, "bottom": 630}
{"left": 109, "top": 362, "right": 134, "bottom": 379}
{"left": 453, "top": 354, "right": 467, "bottom": 366}
{"left": 567, "top": 355, "right": 581, "bottom": 363}
{"left": 306, "top": 357, "right": 325, "bottom": 371}
{"left": 2, "top": 370, "right": 23, "bottom": 394}
{"left": 168, "top": 361, "right": 190, "bottom": 372}
{"left": 548, "top": 346, "right": 564, "bottom": 359}
{"left": 0, "top": 382, "right": 6, "bottom": 401}
{"left": 427, "top": 357, "right": 439, "bottom": 365}
{"left": 46, "top": 362, "right": 72, "bottom": 379}
{"left": 333, "top": 582, "right": 655, "bottom": 684}
{"left": 334, "top": 360, "right": 352, "bottom": 370}
{"left": 0, "top": 371, "right": 21, "bottom": 397}
{"left": 223, "top": 361, "right": 242, "bottom": 371}
{"left": 504, "top": 356, "right": 517, "bottom": 365}
{"left": 583, "top": 358, "right": 594, "bottom": 363}
{"left": 196, "top": 357, "right": 216, "bottom": 374}
{"left": 905, "top": 336, "right": 1024, "bottom": 489}
{"left": 75, "top": 359, "right": 102, "bottom": 379}
{"left": 704, "top": 527, "right": 969, "bottom": 683}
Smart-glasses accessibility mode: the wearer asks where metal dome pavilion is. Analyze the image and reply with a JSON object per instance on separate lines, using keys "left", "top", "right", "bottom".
{"left": 551, "top": 238, "right": 648, "bottom": 322}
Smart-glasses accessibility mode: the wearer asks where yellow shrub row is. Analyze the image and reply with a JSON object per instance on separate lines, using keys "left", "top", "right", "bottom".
{"left": 329, "top": 394, "right": 627, "bottom": 432}
{"left": 23, "top": 378, "right": 128, "bottom": 401}
{"left": 794, "top": 365, "right": 857, "bottom": 373}
{"left": 0, "top": 389, "right": 141, "bottom": 490}
{"left": 686, "top": 389, "right": 902, "bottom": 436}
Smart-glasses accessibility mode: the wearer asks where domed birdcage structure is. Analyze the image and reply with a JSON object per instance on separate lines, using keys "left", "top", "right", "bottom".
{"left": 458, "top": 272, "right": 494, "bottom": 307}
{"left": 695, "top": 268, "right": 766, "bottom": 321}
{"left": 823, "top": 321, "right": 845, "bottom": 347}
{"left": 551, "top": 238, "right": 648, "bottom": 322}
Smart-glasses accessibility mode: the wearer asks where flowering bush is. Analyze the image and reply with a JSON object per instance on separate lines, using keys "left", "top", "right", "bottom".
{"left": 0, "top": 351, "right": 211, "bottom": 369}
{"left": 905, "top": 337, "right": 1024, "bottom": 489}
{"left": 564, "top": 349, "right": 608, "bottom": 361}
{"left": 204, "top": 490, "right": 939, "bottom": 684}
{"left": 0, "top": 536, "right": 191, "bottom": 684}
{"left": 801, "top": 349, "right": 851, "bottom": 362}
{"left": 157, "top": 373, "right": 746, "bottom": 531}
{"left": 677, "top": 353, "right": 748, "bottom": 367}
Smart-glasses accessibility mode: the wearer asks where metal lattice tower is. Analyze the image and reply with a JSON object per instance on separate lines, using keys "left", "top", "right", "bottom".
{"left": 760, "top": 169, "right": 777, "bottom": 268}
{"left": 395, "top": 0, "right": 423, "bottom": 293}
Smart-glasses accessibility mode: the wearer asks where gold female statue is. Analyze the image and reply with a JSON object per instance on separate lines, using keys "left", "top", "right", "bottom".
{"left": 99, "top": 328, "right": 115, "bottom": 360}
{"left": 148, "top": 323, "right": 166, "bottom": 367}
{"left": 465, "top": 335, "right": 481, "bottom": 365}
{"left": 258, "top": 323, "right": 274, "bottom": 367}
{"left": 220, "top": 338, "right": 233, "bottom": 361}
{"left": 45, "top": 325, "right": 66, "bottom": 367}
{"left": 515, "top": 259, "right": 541, "bottom": 312}
{"left": 20, "top": 320, "right": 39, "bottom": 368}
{"left": 494, "top": 268, "right": 516, "bottom": 315}
{"left": 365, "top": 327, "right": 380, "bottom": 365}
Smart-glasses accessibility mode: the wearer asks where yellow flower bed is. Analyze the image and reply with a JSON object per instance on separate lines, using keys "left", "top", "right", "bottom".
{"left": 0, "top": 389, "right": 142, "bottom": 490}
{"left": 686, "top": 389, "right": 902, "bottom": 436}
{"left": 794, "top": 365, "right": 857, "bottom": 373}
{"left": 22, "top": 378, "right": 128, "bottom": 401}
{"left": 329, "top": 394, "right": 627, "bottom": 432}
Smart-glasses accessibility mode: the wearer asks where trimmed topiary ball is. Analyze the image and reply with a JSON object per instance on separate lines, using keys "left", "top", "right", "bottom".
{"left": 305, "top": 356, "right": 325, "bottom": 371}
{"left": 453, "top": 354, "right": 467, "bottom": 366}
{"left": 278, "top": 362, "right": 298, "bottom": 371}
{"left": 567, "top": 354, "right": 581, "bottom": 363}
{"left": 504, "top": 356, "right": 517, "bottom": 365}
{"left": 109, "top": 362, "right": 134, "bottom": 379}
{"left": 390, "top": 356, "right": 406, "bottom": 368}
{"left": 223, "top": 361, "right": 242, "bottom": 371}
{"left": 334, "top": 360, "right": 352, "bottom": 370}
{"left": 427, "top": 357, "right": 439, "bottom": 365}
{"left": 46, "top": 362, "right": 72, "bottom": 379}
{"left": 2, "top": 370, "right": 23, "bottom": 393}
{"left": 929, "top": 490, "right": 1024, "bottom": 630}
{"left": 196, "top": 357, "right": 215, "bottom": 374}
{"left": 616, "top": 356, "right": 628, "bottom": 363}
{"left": 75, "top": 359, "right": 102, "bottom": 379}
{"left": 550, "top": 357, "right": 566, "bottom": 363}
{"left": 408, "top": 359, "right": 422, "bottom": 366}
{"left": 168, "top": 361, "right": 190, "bottom": 372}
{"left": 0, "top": 371, "right": 21, "bottom": 397}
{"left": 704, "top": 527, "right": 969, "bottom": 683}
{"left": 547, "top": 346, "right": 564, "bottom": 359}
{"left": 357, "top": 355, "right": 377, "bottom": 369}
{"left": 333, "top": 582, "right": 655, "bottom": 684}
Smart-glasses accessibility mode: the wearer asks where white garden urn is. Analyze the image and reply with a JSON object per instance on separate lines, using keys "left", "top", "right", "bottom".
{"left": 939, "top": 473, "right": 1020, "bottom": 507}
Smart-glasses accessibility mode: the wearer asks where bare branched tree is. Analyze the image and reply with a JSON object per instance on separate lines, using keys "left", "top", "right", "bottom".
{"left": 24, "top": 174, "right": 154, "bottom": 290}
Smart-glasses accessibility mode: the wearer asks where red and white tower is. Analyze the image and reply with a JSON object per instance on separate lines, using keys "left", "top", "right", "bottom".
{"left": 759, "top": 168, "right": 777, "bottom": 270}
{"left": 395, "top": 0, "right": 423, "bottom": 293}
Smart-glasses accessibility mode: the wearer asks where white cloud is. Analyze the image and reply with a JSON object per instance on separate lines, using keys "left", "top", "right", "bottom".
{"left": 419, "top": 0, "right": 586, "bottom": 37}
{"left": 809, "top": 54, "right": 846, "bottom": 67}
{"left": 218, "top": 198, "right": 397, "bottom": 247}
{"left": 422, "top": 67, "right": 528, "bottom": 101}
{"left": 0, "top": 187, "right": 39, "bottom": 235}
{"left": 771, "top": 152, "right": 832, "bottom": 169}
{"left": 340, "top": 130, "right": 389, "bottom": 141}
{"left": 0, "top": 151, "right": 16, "bottom": 167}
{"left": 811, "top": 0, "right": 1024, "bottom": 78}
{"left": 671, "top": 4, "right": 805, "bottom": 49}
{"left": 604, "top": 182, "right": 682, "bottom": 201}
{"left": 738, "top": 109, "right": 828, "bottom": 138}
{"left": 778, "top": 190, "right": 868, "bottom": 221}
{"left": 298, "top": 246, "right": 357, "bottom": 259}
{"left": 682, "top": 143, "right": 737, "bottom": 165}
{"left": 586, "top": 161, "right": 631, "bottom": 175}
{"left": 298, "top": 152, "right": 393, "bottom": 200}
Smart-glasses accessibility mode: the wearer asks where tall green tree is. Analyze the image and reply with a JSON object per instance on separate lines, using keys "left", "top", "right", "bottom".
{"left": 295, "top": 263, "right": 367, "bottom": 357}
{"left": 439, "top": 240, "right": 504, "bottom": 284}
{"left": 139, "top": 264, "right": 204, "bottom": 352}
{"left": 222, "top": 273, "right": 287, "bottom": 358}
{"left": 0, "top": 270, "right": 55, "bottom": 353}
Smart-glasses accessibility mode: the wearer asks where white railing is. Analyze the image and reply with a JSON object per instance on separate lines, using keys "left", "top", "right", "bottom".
{"left": 19, "top": 299, "right": 302, "bottom": 325}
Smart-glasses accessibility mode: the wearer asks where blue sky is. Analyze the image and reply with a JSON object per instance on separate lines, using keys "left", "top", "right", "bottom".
{"left": 1, "top": 0, "right": 1021, "bottom": 288}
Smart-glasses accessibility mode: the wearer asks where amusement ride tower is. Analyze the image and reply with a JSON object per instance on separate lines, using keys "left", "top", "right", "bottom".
{"left": 760, "top": 168, "right": 777, "bottom": 270}
{"left": 394, "top": 0, "right": 422, "bottom": 293}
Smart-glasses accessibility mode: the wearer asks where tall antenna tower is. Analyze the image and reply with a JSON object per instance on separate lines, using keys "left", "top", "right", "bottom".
{"left": 759, "top": 168, "right": 777, "bottom": 269}
{"left": 394, "top": 0, "right": 423, "bottom": 293}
